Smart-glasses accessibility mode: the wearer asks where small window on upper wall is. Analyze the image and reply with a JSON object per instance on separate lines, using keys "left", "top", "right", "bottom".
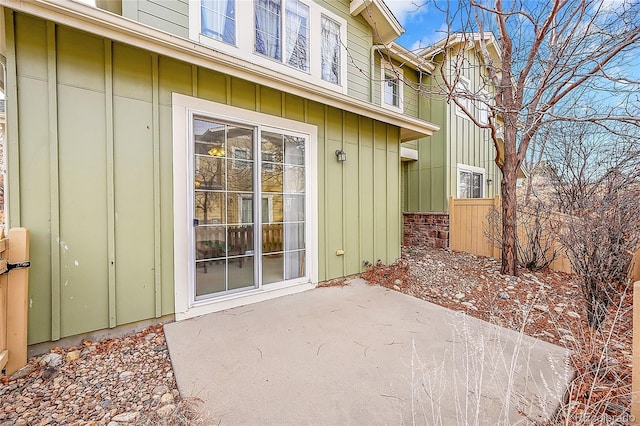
{"left": 201, "top": 0, "right": 236, "bottom": 45}
{"left": 255, "top": 0, "right": 310, "bottom": 72}
{"left": 479, "top": 90, "right": 490, "bottom": 124}
{"left": 321, "top": 15, "right": 341, "bottom": 84}
{"left": 455, "top": 77, "right": 471, "bottom": 118}
{"left": 381, "top": 63, "right": 403, "bottom": 112}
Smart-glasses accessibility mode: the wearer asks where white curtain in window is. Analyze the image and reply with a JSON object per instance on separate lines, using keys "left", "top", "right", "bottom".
{"left": 255, "top": 0, "right": 281, "bottom": 60}
{"left": 285, "top": 0, "right": 309, "bottom": 71}
{"left": 384, "top": 71, "right": 399, "bottom": 107}
{"left": 201, "top": 0, "right": 235, "bottom": 44}
{"left": 321, "top": 16, "right": 340, "bottom": 84}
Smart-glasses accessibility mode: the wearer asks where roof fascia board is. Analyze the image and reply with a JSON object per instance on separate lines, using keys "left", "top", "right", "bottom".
{"left": 419, "top": 33, "right": 501, "bottom": 64}
{"left": 350, "top": 0, "right": 404, "bottom": 44}
{"left": 384, "top": 42, "right": 434, "bottom": 73}
{"left": 0, "top": 0, "right": 439, "bottom": 139}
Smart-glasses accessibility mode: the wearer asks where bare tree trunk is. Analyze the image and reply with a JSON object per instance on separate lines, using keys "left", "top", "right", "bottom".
{"left": 500, "top": 125, "right": 519, "bottom": 275}
{"left": 500, "top": 164, "right": 519, "bottom": 275}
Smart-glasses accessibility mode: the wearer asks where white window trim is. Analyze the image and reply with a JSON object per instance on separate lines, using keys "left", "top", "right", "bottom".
{"left": 262, "top": 195, "right": 274, "bottom": 224}
{"left": 380, "top": 61, "right": 403, "bottom": 113}
{"left": 188, "top": 0, "right": 348, "bottom": 94}
{"left": 456, "top": 163, "right": 485, "bottom": 198}
{"left": 478, "top": 89, "right": 490, "bottom": 125}
{"left": 173, "top": 93, "right": 318, "bottom": 320}
{"left": 454, "top": 76, "right": 471, "bottom": 119}
{"left": 231, "top": 146, "right": 251, "bottom": 170}
{"left": 238, "top": 194, "right": 253, "bottom": 224}
{"left": 262, "top": 151, "right": 276, "bottom": 171}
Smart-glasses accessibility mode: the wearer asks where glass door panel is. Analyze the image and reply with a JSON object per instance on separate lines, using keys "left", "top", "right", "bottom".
{"left": 260, "top": 131, "right": 306, "bottom": 285}
{"left": 193, "top": 118, "right": 256, "bottom": 299}
{"left": 192, "top": 118, "right": 308, "bottom": 300}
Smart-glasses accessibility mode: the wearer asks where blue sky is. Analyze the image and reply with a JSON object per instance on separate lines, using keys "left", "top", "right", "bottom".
{"left": 385, "top": 1, "right": 450, "bottom": 52}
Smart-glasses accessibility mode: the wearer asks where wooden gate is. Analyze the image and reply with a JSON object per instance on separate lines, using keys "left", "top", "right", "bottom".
{"left": 0, "top": 228, "right": 30, "bottom": 377}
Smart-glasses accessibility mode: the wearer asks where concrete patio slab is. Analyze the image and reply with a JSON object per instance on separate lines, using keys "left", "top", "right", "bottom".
{"left": 164, "top": 279, "right": 571, "bottom": 425}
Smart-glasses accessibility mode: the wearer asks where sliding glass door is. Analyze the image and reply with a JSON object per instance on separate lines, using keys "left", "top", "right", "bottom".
{"left": 192, "top": 116, "right": 307, "bottom": 300}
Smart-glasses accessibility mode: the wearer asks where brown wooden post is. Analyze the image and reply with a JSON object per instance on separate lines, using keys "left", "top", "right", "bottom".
{"left": 633, "top": 280, "right": 640, "bottom": 425}
{"left": 448, "top": 196, "right": 455, "bottom": 251}
{"left": 632, "top": 250, "right": 640, "bottom": 282}
{"left": 5, "top": 228, "right": 30, "bottom": 376}
{"left": 0, "top": 231, "right": 7, "bottom": 373}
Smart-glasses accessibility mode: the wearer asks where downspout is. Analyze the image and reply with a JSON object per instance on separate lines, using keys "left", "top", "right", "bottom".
{"left": 417, "top": 69, "right": 423, "bottom": 118}
{"left": 370, "top": 44, "right": 384, "bottom": 103}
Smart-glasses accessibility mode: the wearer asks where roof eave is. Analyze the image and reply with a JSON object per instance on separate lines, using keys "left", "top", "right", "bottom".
{"left": 350, "top": 0, "right": 404, "bottom": 45}
{"left": 1, "top": 0, "right": 439, "bottom": 141}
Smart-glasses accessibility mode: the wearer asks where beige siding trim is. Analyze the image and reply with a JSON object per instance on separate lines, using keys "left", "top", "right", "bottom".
{"left": 46, "top": 21, "right": 61, "bottom": 340}
{"left": 4, "top": 9, "right": 20, "bottom": 227}
{"left": 104, "top": 39, "right": 116, "bottom": 329}
{"left": 1, "top": 0, "right": 439, "bottom": 140}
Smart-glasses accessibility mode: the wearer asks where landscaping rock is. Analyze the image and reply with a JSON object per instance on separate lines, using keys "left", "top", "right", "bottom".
{"left": 533, "top": 304, "right": 549, "bottom": 313}
{"left": 9, "top": 364, "right": 34, "bottom": 381}
{"left": 156, "top": 404, "right": 175, "bottom": 417}
{"left": 40, "top": 353, "right": 63, "bottom": 368}
{"left": 112, "top": 411, "right": 138, "bottom": 422}
{"left": 0, "top": 324, "right": 196, "bottom": 425}
{"left": 65, "top": 350, "right": 81, "bottom": 363}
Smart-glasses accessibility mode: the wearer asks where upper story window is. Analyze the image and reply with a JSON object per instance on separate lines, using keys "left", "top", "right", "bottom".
{"left": 201, "top": 0, "right": 236, "bottom": 45}
{"left": 254, "top": 0, "right": 309, "bottom": 72}
{"left": 455, "top": 76, "right": 471, "bottom": 118}
{"left": 321, "top": 15, "right": 340, "bottom": 84}
{"left": 478, "top": 90, "right": 490, "bottom": 124}
{"left": 190, "top": 0, "right": 347, "bottom": 93}
{"left": 381, "top": 62, "right": 403, "bottom": 112}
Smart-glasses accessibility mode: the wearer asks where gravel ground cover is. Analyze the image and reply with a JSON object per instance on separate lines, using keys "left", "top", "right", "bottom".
{"left": 0, "top": 324, "right": 204, "bottom": 426}
{"left": 0, "top": 246, "right": 632, "bottom": 425}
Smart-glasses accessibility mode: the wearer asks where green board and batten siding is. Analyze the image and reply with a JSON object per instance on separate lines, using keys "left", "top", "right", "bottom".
{"left": 402, "top": 50, "right": 501, "bottom": 213}
{"left": 5, "top": 11, "right": 402, "bottom": 344}
{"left": 122, "top": 0, "right": 189, "bottom": 39}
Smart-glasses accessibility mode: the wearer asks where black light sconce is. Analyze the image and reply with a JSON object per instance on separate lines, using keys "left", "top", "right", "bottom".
{"left": 335, "top": 149, "right": 347, "bottom": 162}
{"left": 487, "top": 178, "right": 493, "bottom": 185}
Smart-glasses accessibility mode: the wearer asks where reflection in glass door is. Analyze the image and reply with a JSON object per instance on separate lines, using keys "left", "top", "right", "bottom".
{"left": 193, "top": 118, "right": 256, "bottom": 298}
{"left": 261, "top": 131, "right": 306, "bottom": 285}
{"left": 192, "top": 117, "right": 307, "bottom": 300}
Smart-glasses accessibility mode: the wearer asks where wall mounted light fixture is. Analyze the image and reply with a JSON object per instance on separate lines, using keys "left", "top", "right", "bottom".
{"left": 487, "top": 178, "right": 493, "bottom": 185}
{"left": 335, "top": 149, "right": 347, "bottom": 162}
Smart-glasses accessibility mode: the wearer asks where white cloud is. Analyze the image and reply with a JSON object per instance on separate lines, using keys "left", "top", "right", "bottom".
{"left": 410, "top": 22, "right": 449, "bottom": 51}
{"left": 385, "top": 0, "right": 428, "bottom": 25}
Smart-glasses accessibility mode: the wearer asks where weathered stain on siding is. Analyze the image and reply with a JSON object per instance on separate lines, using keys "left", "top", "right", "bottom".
{"left": 5, "top": 11, "right": 402, "bottom": 345}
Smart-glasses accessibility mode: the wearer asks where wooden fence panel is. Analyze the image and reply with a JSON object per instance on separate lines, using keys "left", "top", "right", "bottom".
{"left": 448, "top": 197, "right": 638, "bottom": 278}
{"left": 449, "top": 196, "right": 499, "bottom": 258}
{"left": 0, "top": 228, "right": 30, "bottom": 377}
{"left": 632, "top": 251, "right": 640, "bottom": 282}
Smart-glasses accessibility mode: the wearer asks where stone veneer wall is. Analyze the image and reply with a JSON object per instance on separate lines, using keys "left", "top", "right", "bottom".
{"left": 403, "top": 212, "right": 450, "bottom": 248}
